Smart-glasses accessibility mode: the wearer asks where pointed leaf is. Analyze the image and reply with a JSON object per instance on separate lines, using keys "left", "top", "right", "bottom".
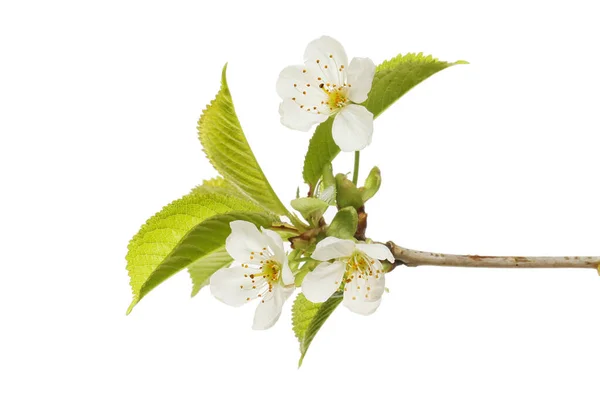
{"left": 126, "top": 179, "right": 267, "bottom": 313}
{"left": 198, "top": 65, "right": 289, "bottom": 216}
{"left": 133, "top": 212, "right": 277, "bottom": 309}
{"left": 189, "top": 247, "right": 232, "bottom": 297}
{"left": 292, "top": 293, "right": 342, "bottom": 367}
{"left": 303, "top": 53, "right": 467, "bottom": 187}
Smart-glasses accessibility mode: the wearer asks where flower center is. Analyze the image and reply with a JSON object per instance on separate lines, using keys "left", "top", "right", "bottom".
{"left": 326, "top": 87, "right": 349, "bottom": 110}
{"left": 259, "top": 259, "right": 281, "bottom": 283}
{"left": 346, "top": 251, "right": 373, "bottom": 276}
{"left": 248, "top": 248, "right": 282, "bottom": 284}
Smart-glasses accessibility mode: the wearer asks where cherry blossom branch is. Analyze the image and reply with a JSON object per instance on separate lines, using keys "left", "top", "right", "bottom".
{"left": 386, "top": 242, "right": 600, "bottom": 270}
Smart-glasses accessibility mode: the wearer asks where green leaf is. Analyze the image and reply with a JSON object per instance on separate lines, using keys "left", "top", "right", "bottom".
{"left": 360, "top": 166, "right": 382, "bottom": 202}
{"left": 192, "top": 176, "right": 243, "bottom": 197}
{"left": 126, "top": 180, "right": 267, "bottom": 314}
{"left": 291, "top": 197, "right": 329, "bottom": 223}
{"left": 327, "top": 206, "right": 358, "bottom": 239}
{"left": 292, "top": 293, "right": 343, "bottom": 367}
{"left": 302, "top": 53, "right": 467, "bottom": 187}
{"left": 198, "top": 64, "right": 289, "bottom": 216}
{"left": 302, "top": 118, "right": 337, "bottom": 190}
{"left": 134, "top": 212, "right": 277, "bottom": 308}
{"left": 189, "top": 247, "right": 231, "bottom": 297}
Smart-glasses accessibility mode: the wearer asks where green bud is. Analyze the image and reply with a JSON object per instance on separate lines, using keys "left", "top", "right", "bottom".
{"left": 335, "top": 174, "right": 364, "bottom": 210}
{"left": 360, "top": 166, "right": 382, "bottom": 202}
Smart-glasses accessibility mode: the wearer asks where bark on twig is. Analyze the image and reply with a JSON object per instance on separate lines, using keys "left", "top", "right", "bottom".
{"left": 387, "top": 242, "right": 600, "bottom": 270}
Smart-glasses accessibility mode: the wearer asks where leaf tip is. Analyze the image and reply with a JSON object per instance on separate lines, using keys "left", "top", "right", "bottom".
{"left": 221, "top": 62, "right": 229, "bottom": 82}
{"left": 126, "top": 298, "right": 138, "bottom": 315}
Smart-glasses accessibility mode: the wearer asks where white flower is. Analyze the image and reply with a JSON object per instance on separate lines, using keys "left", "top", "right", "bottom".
{"left": 301, "top": 237, "right": 394, "bottom": 315}
{"left": 210, "top": 220, "right": 295, "bottom": 330}
{"left": 276, "top": 36, "right": 376, "bottom": 152}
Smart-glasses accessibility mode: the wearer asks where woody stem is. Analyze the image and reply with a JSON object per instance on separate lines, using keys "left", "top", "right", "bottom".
{"left": 386, "top": 242, "right": 600, "bottom": 269}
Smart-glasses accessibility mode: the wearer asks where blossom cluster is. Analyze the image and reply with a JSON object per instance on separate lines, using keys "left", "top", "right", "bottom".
{"left": 209, "top": 36, "right": 395, "bottom": 329}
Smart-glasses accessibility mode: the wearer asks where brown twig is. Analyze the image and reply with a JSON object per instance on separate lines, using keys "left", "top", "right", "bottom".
{"left": 386, "top": 241, "right": 600, "bottom": 270}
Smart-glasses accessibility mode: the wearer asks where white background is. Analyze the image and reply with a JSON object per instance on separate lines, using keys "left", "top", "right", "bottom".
{"left": 1, "top": 0, "right": 599, "bottom": 397}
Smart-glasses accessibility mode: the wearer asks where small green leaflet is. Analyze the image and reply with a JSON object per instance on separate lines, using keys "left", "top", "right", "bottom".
{"left": 198, "top": 64, "right": 290, "bottom": 216}
{"left": 132, "top": 212, "right": 277, "bottom": 310}
{"left": 126, "top": 179, "right": 266, "bottom": 314}
{"left": 290, "top": 197, "right": 329, "bottom": 223}
{"left": 302, "top": 53, "right": 468, "bottom": 188}
{"left": 292, "top": 293, "right": 343, "bottom": 367}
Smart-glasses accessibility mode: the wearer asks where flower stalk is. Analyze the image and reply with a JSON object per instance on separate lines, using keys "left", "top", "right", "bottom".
{"left": 352, "top": 151, "right": 360, "bottom": 185}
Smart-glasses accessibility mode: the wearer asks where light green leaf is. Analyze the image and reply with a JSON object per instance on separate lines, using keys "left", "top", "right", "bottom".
{"left": 192, "top": 176, "right": 243, "bottom": 197}
{"left": 133, "top": 212, "right": 277, "bottom": 309}
{"left": 327, "top": 206, "right": 358, "bottom": 239}
{"left": 126, "top": 180, "right": 267, "bottom": 314}
{"left": 292, "top": 293, "right": 343, "bottom": 367}
{"left": 303, "top": 53, "right": 467, "bottom": 187}
{"left": 198, "top": 64, "right": 289, "bottom": 216}
{"left": 189, "top": 247, "right": 231, "bottom": 297}
{"left": 291, "top": 197, "right": 329, "bottom": 223}
{"left": 302, "top": 118, "right": 337, "bottom": 190}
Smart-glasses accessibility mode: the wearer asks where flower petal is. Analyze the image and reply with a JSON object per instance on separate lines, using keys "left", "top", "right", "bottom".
{"left": 304, "top": 36, "right": 348, "bottom": 88}
{"left": 332, "top": 104, "right": 374, "bottom": 152}
{"left": 365, "top": 270, "right": 386, "bottom": 302}
{"left": 252, "top": 285, "right": 294, "bottom": 330}
{"left": 311, "top": 237, "right": 355, "bottom": 261}
{"left": 276, "top": 65, "right": 329, "bottom": 101}
{"left": 346, "top": 57, "right": 376, "bottom": 103}
{"left": 225, "top": 220, "right": 269, "bottom": 264}
{"left": 343, "top": 272, "right": 384, "bottom": 315}
{"left": 280, "top": 259, "right": 294, "bottom": 286}
{"left": 279, "top": 98, "right": 328, "bottom": 132}
{"left": 210, "top": 266, "right": 262, "bottom": 307}
{"left": 301, "top": 261, "right": 345, "bottom": 303}
{"left": 356, "top": 243, "right": 395, "bottom": 263}
{"left": 344, "top": 296, "right": 382, "bottom": 315}
{"left": 261, "top": 228, "right": 286, "bottom": 265}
